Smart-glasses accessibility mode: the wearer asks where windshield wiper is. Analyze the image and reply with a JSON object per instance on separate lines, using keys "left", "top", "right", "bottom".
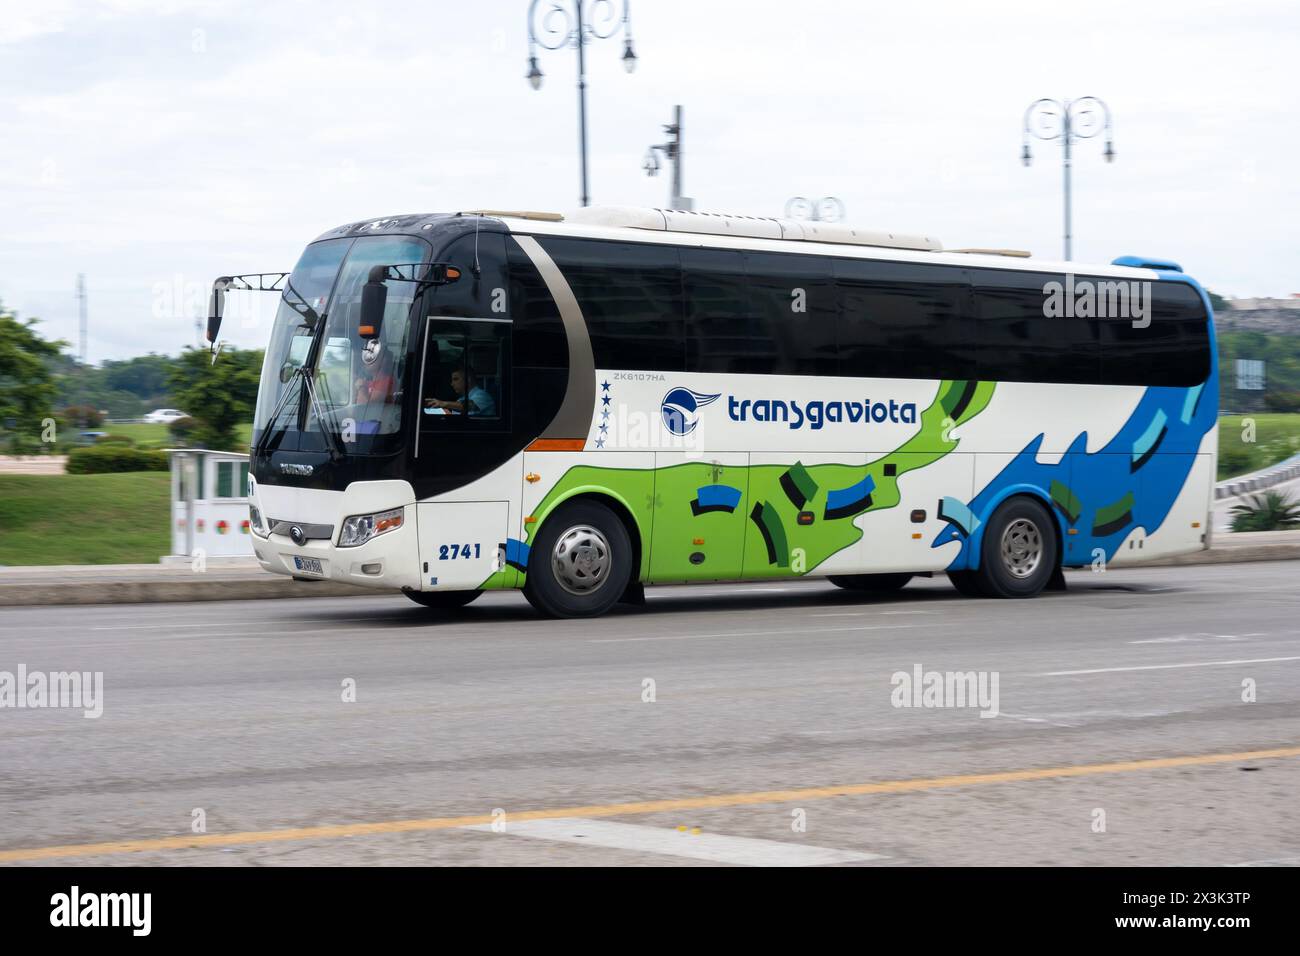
{"left": 253, "top": 365, "right": 347, "bottom": 462}
{"left": 253, "top": 366, "right": 306, "bottom": 458}
{"left": 300, "top": 368, "right": 347, "bottom": 459}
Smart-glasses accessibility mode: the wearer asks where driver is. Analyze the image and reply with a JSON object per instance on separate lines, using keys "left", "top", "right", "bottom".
{"left": 425, "top": 367, "right": 495, "bottom": 417}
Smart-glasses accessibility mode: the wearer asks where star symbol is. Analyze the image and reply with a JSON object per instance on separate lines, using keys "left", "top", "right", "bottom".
{"left": 601, "top": 380, "right": 611, "bottom": 391}
{"left": 600, "top": 408, "right": 610, "bottom": 420}
{"left": 599, "top": 423, "right": 608, "bottom": 434}
{"left": 601, "top": 395, "right": 611, "bottom": 406}
{"left": 595, "top": 438, "right": 605, "bottom": 448}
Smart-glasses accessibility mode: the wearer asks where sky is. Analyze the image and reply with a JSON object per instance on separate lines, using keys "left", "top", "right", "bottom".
{"left": 1, "top": 0, "right": 1296, "bottom": 363}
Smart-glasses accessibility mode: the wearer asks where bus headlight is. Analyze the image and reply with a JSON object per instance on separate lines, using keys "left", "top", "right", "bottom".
{"left": 338, "top": 507, "right": 404, "bottom": 548}
{"left": 249, "top": 504, "right": 269, "bottom": 538}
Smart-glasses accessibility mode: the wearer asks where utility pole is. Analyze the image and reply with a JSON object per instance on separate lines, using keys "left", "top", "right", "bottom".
{"left": 76, "top": 274, "right": 89, "bottom": 424}
{"left": 645, "top": 104, "right": 692, "bottom": 210}
{"left": 76, "top": 273, "right": 87, "bottom": 367}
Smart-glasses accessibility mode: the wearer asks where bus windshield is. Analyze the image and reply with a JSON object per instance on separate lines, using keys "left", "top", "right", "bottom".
{"left": 253, "top": 235, "right": 430, "bottom": 456}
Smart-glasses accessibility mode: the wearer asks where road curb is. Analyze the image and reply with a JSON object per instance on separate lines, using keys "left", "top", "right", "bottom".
{"left": 1124, "top": 542, "right": 1300, "bottom": 568}
{"left": 1, "top": 539, "right": 1297, "bottom": 606}
{"left": 0, "top": 576, "right": 389, "bottom": 607}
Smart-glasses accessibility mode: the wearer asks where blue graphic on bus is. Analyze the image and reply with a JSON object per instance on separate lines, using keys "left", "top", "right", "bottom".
{"left": 933, "top": 374, "right": 1216, "bottom": 570}
{"left": 691, "top": 484, "right": 743, "bottom": 515}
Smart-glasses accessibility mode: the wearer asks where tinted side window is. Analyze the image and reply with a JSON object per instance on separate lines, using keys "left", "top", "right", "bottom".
{"left": 1100, "top": 280, "right": 1210, "bottom": 387}
{"left": 506, "top": 239, "right": 567, "bottom": 369}
{"left": 683, "top": 247, "right": 776, "bottom": 374}
{"left": 541, "top": 237, "right": 684, "bottom": 372}
{"left": 745, "top": 252, "right": 837, "bottom": 376}
{"left": 835, "top": 259, "right": 973, "bottom": 380}
{"left": 974, "top": 270, "right": 1099, "bottom": 384}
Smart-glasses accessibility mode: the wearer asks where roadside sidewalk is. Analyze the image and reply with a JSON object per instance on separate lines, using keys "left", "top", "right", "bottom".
{"left": 0, "top": 559, "right": 384, "bottom": 607}
{"left": 1, "top": 531, "right": 1298, "bottom": 606}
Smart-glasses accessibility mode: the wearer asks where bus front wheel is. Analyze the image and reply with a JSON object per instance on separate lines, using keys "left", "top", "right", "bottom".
{"left": 404, "top": 589, "right": 482, "bottom": 610}
{"left": 524, "top": 500, "right": 633, "bottom": 618}
{"left": 969, "top": 497, "right": 1058, "bottom": 599}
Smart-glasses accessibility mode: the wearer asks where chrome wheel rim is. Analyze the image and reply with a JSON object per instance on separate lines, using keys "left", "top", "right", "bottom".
{"left": 1000, "top": 518, "right": 1042, "bottom": 579}
{"left": 552, "top": 524, "right": 612, "bottom": 596}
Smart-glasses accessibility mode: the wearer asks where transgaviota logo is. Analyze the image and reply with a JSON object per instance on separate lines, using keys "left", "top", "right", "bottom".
{"left": 661, "top": 387, "right": 721, "bottom": 436}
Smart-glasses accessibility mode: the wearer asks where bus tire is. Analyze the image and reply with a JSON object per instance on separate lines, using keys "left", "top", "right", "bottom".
{"left": 523, "top": 500, "right": 633, "bottom": 618}
{"left": 404, "top": 589, "right": 482, "bottom": 610}
{"left": 827, "top": 573, "right": 912, "bottom": 592}
{"left": 972, "top": 497, "right": 1058, "bottom": 599}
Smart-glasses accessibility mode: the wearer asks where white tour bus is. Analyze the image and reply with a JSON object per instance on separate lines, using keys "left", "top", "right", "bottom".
{"left": 206, "top": 206, "right": 1218, "bottom": 618}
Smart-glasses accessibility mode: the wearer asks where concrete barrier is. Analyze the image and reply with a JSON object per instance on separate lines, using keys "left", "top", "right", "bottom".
{"left": 1215, "top": 454, "right": 1300, "bottom": 500}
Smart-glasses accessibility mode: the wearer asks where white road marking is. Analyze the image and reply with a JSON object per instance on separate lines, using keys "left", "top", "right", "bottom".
{"left": 812, "top": 609, "right": 935, "bottom": 618}
{"left": 590, "top": 622, "right": 958, "bottom": 643}
{"left": 1128, "top": 633, "right": 1265, "bottom": 645}
{"left": 465, "top": 817, "right": 883, "bottom": 866}
{"left": 1038, "top": 656, "right": 1300, "bottom": 677}
{"left": 1226, "top": 855, "right": 1300, "bottom": 867}
{"left": 992, "top": 712, "right": 1077, "bottom": 728}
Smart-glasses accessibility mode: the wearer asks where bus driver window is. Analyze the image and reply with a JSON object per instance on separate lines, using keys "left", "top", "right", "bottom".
{"left": 422, "top": 332, "right": 504, "bottom": 419}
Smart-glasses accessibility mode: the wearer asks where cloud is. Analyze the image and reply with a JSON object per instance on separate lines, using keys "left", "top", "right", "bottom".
{"left": 0, "top": 0, "right": 1297, "bottom": 360}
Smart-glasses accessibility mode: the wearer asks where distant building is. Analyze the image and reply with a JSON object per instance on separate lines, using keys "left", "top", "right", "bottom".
{"left": 1217, "top": 297, "right": 1300, "bottom": 336}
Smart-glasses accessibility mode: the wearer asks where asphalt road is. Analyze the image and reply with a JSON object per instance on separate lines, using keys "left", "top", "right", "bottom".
{"left": 1, "top": 561, "right": 1298, "bottom": 867}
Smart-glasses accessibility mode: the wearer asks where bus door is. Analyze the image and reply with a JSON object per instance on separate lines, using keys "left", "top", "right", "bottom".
{"left": 414, "top": 316, "right": 514, "bottom": 589}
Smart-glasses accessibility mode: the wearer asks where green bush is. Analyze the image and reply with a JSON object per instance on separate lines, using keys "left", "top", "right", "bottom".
{"left": 60, "top": 404, "right": 104, "bottom": 427}
{"left": 65, "top": 445, "right": 168, "bottom": 474}
{"left": 1217, "top": 444, "right": 1255, "bottom": 477}
{"left": 1265, "top": 390, "right": 1300, "bottom": 414}
{"left": 5, "top": 433, "right": 47, "bottom": 456}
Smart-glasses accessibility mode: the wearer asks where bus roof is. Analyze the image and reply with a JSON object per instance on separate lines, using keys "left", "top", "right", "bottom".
{"left": 312, "top": 207, "right": 1165, "bottom": 282}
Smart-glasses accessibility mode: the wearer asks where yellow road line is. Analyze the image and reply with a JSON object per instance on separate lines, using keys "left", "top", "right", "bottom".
{"left": 4, "top": 745, "right": 1298, "bottom": 863}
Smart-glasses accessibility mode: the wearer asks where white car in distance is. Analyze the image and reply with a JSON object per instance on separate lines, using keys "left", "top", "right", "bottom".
{"left": 143, "top": 408, "right": 189, "bottom": 424}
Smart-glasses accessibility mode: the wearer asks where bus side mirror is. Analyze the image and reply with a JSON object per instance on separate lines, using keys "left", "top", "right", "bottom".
{"left": 207, "top": 277, "right": 231, "bottom": 345}
{"left": 360, "top": 266, "right": 387, "bottom": 339}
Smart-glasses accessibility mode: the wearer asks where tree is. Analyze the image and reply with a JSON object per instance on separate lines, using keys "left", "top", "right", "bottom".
{"left": 167, "top": 347, "right": 263, "bottom": 450}
{"left": 102, "top": 353, "right": 180, "bottom": 404}
{"left": 1206, "top": 289, "right": 1230, "bottom": 314}
{"left": 0, "top": 303, "right": 64, "bottom": 454}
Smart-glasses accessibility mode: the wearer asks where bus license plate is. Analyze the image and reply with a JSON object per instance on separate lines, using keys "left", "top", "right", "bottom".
{"left": 293, "top": 556, "right": 323, "bottom": 576}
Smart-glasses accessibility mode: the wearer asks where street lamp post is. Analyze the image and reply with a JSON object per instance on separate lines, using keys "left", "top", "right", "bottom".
{"left": 1021, "top": 96, "right": 1115, "bottom": 261}
{"left": 644, "top": 104, "right": 690, "bottom": 209}
{"left": 526, "top": 0, "right": 637, "bottom": 207}
{"left": 784, "top": 196, "right": 846, "bottom": 223}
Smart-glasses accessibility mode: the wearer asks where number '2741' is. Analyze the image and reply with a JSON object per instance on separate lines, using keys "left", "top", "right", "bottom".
{"left": 438, "top": 543, "right": 481, "bottom": 560}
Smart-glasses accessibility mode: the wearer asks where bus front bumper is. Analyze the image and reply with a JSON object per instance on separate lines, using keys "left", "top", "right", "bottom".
{"left": 248, "top": 480, "right": 421, "bottom": 592}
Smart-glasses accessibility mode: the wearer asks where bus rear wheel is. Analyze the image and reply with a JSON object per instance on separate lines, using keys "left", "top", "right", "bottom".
{"left": 970, "top": 497, "right": 1058, "bottom": 599}
{"left": 404, "top": 589, "right": 482, "bottom": 610}
{"left": 827, "top": 573, "right": 913, "bottom": 592}
{"left": 524, "top": 500, "right": 633, "bottom": 618}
